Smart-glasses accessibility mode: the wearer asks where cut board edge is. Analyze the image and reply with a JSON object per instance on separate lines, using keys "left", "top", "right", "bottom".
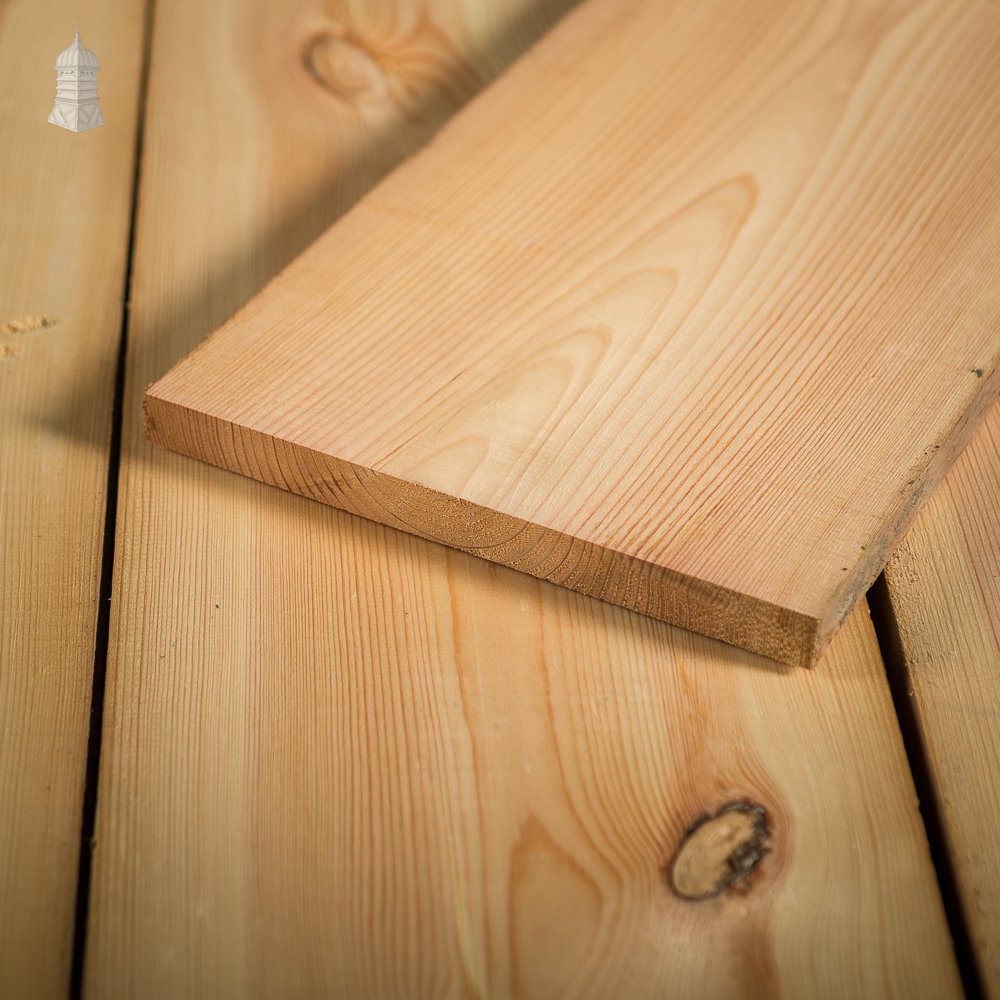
{"left": 144, "top": 386, "right": 822, "bottom": 667}
{"left": 144, "top": 352, "right": 1000, "bottom": 671}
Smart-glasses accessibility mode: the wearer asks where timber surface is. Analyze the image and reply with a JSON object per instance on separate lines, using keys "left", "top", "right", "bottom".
{"left": 0, "top": 0, "right": 992, "bottom": 995}
{"left": 147, "top": 0, "right": 1000, "bottom": 666}
{"left": 883, "top": 400, "right": 1000, "bottom": 997}
{"left": 82, "top": 0, "right": 965, "bottom": 996}
{"left": 0, "top": 1, "right": 145, "bottom": 996}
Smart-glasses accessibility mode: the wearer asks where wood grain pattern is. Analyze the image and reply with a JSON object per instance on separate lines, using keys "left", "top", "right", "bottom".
{"left": 0, "top": 1, "right": 145, "bottom": 995}
{"left": 882, "top": 400, "right": 1000, "bottom": 996}
{"left": 145, "top": 0, "right": 1000, "bottom": 667}
{"left": 86, "top": 0, "right": 963, "bottom": 995}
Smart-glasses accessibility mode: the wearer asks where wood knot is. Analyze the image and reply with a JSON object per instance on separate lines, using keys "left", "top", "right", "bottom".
{"left": 304, "top": 29, "right": 388, "bottom": 102}
{"left": 669, "top": 802, "right": 769, "bottom": 901}
{"left": 1, "top": 315, "right": 58, "bottom": 335}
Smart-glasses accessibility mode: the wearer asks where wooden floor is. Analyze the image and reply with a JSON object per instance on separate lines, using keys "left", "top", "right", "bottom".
{"left": 1, "top": 1, "right": 996, "bottom": 997}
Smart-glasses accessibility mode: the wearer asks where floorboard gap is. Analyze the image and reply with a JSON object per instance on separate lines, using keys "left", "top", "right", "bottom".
{"left": 68, "top": 1, "right": 158, "bottom": 995}
{"left": 868, "top": 575, "right": 985, "bottom": 1000}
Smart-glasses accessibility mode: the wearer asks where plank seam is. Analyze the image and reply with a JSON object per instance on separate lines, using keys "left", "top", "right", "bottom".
{"left": 868, "top": 573, "right": 986, "bottom": 1000}
{"left": 68, "top": 0, "right": 158, "bottom": 994}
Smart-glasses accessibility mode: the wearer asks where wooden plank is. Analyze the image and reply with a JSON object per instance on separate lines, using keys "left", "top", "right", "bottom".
{"left": 0, "top": 1, "right": 146, "bottom": 996}
{"left": 881, "top": 400, "right": 1000, "bottom": 995}
{"left": 86, "top": 0, "right": 962, "bottom": 994}
{"left": 145, "top": 0, "right": 1000, "bottom": 668}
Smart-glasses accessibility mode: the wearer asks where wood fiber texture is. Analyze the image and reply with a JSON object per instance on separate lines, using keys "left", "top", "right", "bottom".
{"left": 84, "top": 0, "right": 964, "bottom": 995}
{"left": 882, "top": 400, "right": 1000, "bottom": 996}
{"left": 145, "top": 0, "right": 1000, "bottom": 666}
{"left": 0, "top": 1, "right": 146, "bottom": 995}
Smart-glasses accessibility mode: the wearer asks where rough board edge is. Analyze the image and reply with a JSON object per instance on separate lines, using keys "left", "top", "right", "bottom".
{"left": 813, "top": 358, "right": 1000, "bottom": 660}
{"left": 144, "top": 388, "right": 819, "bottom": 667}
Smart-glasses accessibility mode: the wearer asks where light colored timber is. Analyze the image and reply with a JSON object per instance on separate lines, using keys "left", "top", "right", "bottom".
{"left": 86, "top": 0, "right": 962, "bottom": 995}
{"left": 882, "top": 399, "right": 1000, "bottom": 996}
{"left": 0, "top": 1, "right": 146, "bottom": 996}
{"left": 145, "top": 0, "right": 1000, "bottom": 667}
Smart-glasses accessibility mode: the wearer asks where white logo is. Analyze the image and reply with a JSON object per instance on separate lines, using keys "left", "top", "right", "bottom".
{"left": 49, "top": 20, "right": 105, "bottom": 132}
